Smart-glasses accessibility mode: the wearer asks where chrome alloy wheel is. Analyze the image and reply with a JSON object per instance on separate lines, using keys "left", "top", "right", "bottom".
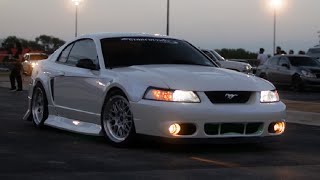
{"left": 32, "top": 87, "right": 45, "bottom": 125}
{"left": 103, "top": 95, "right": 134, "bottom": 143}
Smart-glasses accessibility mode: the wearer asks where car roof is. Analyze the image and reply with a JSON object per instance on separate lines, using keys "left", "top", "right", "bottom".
{"left": 273, "top": 54, "right": 310, "bottom": 58}
{"left": 77, "top": 32, "right": 175, "bottom": 40}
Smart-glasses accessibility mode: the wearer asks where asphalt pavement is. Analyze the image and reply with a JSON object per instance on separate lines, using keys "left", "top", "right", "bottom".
{"left": 0, "top": 73, "right": 320, "bottom": 179}
{"left": 0, "top": 88, "right": 320, "bottom": 179}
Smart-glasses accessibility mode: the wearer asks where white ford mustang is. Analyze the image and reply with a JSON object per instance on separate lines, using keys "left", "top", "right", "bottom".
{"left": 23, "top": 33, "right": 286, "bottom": 146}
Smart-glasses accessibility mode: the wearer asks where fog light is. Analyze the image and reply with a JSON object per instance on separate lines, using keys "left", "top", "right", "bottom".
{"left": 169, "top": 123, "right": 181, "bottom": 136}
{"left": 268, "top": 122, "right": 285, "bottom": 134}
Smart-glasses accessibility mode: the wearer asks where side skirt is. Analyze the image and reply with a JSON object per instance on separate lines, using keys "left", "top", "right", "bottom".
{"left": 44, "top": 115, "right": 103, "bottom": 136}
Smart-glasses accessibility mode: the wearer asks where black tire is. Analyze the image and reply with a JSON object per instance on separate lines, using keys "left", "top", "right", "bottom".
{"left": 31, "top": 83, "right": 49, "bottom": 128}
{"left": 292, "top": 76, "right": 304, "bottom": 92}
{"left": 101, "top": 90, "right": 136, "bottom": 147}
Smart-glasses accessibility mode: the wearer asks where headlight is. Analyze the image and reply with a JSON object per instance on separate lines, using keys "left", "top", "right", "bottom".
{"left": 243, "top": 65, "right": 252, "bottom": 73}
{"left": 31, "top": 62, "right": 38, "bottom": 68}
{"left": 144, "top": 88, "right": 200, "bottom": 103}
{"left": 301, "top": 70, "right": 316, "bottom": 78}
{"left": 245, "top": 65, "right": 251, "bottom": 70}
{"left": 260, "top": 90, "right": 279, "bottom": 103}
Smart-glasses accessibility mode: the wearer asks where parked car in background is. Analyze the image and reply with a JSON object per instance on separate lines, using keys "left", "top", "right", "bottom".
{"left": 201, "top": 49, "right": 253, "bottom": 74}
{"left": 256, "top": 55, "right": 320, "bottom": 91}
{"left": 307, "top": 46, "right": 320, "bottom": 62}
{"left": 22, "top": 53, "right": 48, "bottom": 75}
{"left": 23, "top": 33, "right": 286, "bottom": 147}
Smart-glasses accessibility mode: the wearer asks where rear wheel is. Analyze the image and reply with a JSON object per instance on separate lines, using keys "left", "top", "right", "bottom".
{"left": 101, "top": 91, "right": 136, "bottom": 147}
{"left": 31, "top": 84, "right": 48, "bottom": 128}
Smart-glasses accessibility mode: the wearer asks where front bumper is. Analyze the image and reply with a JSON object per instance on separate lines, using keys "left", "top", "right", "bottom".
{"left": 131, "top": 92, "right": 286, "bottom": 138}
{"left": 301, "top": 77, "right": 320, "bottom": 88}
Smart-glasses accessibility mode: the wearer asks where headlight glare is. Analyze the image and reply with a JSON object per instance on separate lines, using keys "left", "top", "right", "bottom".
{"left": 301, "top": 70, "right": 316, "bottom": 78}
{"left": 144, "top": 88, "right": 200, "bottom": 103}
{"left": 31, "top": 62, "right": 38, "bottom": 68}
{"left": 260, "top": 90, "right": 279, "bottom": 103}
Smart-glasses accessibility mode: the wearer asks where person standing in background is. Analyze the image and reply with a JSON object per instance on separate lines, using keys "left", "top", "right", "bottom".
{"left": 275, "top": 46, "right": 282, "bottom": 55}
{"left": 9, "top": 41, "right": 23, "bottom": 92}
{"left": 257, "top": 48, "right": 268, "bottom": 65}
{"left": 289, "top": 50, "right": 294, "bottom": 55}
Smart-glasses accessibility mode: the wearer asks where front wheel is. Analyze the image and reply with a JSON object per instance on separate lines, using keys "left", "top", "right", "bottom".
{"left": 292, "top": 76, "right": 304, "bottom": 92}
{"left": 101, "top": 93, "right": 136, "bottom": 147}
{"left": 31, "top": 84, "right": 48, "bottom": 128}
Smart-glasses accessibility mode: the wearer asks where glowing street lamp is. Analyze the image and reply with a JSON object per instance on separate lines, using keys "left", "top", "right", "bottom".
{"left": 270, "top": 0, "right": 283, "bottom": 55}
{"left": 72, "top": 0, "right": 81, "bottom": 37}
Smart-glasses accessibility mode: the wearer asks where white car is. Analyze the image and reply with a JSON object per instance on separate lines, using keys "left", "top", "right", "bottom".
{"left": 202, "top": 49, "right": 253, "bottom": 74}
{"left": 22, "top": 53, "right": 48, "bottom": 75}
{"left": 23, "top": 33, "right": 286, "bottom": 146}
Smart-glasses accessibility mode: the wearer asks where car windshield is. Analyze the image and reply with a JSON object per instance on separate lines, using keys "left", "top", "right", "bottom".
{"left": 101, "top": 37, "right": 216, "bottom": 68}
{"left": 289, "top": 56, "right": 320, "bottom": 67}
{"left": 211, "top": 50, "right": 225, "bottom": 61}
{"left": 30, "top": 54, "right": 48, "bottom": 61}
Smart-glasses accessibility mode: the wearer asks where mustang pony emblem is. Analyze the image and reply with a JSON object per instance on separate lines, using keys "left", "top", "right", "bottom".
{"left": 225, "top": 93, "right": 239, "bottom": 100}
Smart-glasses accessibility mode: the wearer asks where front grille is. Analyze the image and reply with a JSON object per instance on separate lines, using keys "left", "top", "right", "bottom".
{"left": 204, "top": 123, "right": 263, "bottom": 136}
{"left": 205, "top": 91, "right": 252, "bottom": 104}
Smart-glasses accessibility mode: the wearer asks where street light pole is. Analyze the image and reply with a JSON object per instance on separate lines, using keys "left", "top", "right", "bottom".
{"left": 273, "top": 8, "right": 276, "bottom": 55}
{"left": 166, "top": 0, "right": 170, "bottom": 36}
{"left": 75, "top": 5, "right": 78, "bottom": 37}
{"left": 271, "top": 0, "right": 282, "bottom": 55}
{"left": 72, "top": 0, "right": 81, "bottom": 37}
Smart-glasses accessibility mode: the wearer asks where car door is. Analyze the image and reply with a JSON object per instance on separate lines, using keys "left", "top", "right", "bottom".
{"left": 265, "top": 56, "right": 280, "bottom": 83}
{"left": 276, "top": 57, "right": 292, "bottom": 85}
{"left": 53, "top": 39, "right": 102, "bottom": 124}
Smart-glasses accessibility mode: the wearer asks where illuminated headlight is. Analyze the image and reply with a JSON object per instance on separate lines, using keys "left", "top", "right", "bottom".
{"left": 260, "top": 90, "right": 279, "bottom": 103}
{"left": 31, "top": 62, "right": 38, "bottom": 68}
{"left": 144, "top": 88, "right": 200, "bottom": 103}
{"left": 245, "top": 65, "right": 251, "bottom": 70}
{"left": 268, "top": 122, "right": 285, "bottom": 134}
{"left": 243, "top": 65, "right": 252, "bottom": 73}
{"left": 301, "top": 70, "right": 316, "bottom": 78}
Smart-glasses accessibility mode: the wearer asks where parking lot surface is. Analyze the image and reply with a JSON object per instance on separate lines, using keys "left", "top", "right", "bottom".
{"left": 0, "top": 88, "right": 320, "bottom": 179}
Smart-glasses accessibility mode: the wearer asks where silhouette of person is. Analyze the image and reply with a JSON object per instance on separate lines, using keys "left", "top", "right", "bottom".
{"left": 257, "top": 48, "right": 268, "bottom": 65}
{"left": 275, "top": 46, "right": 282, "bottom": 55}
{"left": 289, "top": 50, "right": 294, "bottom": 55}
{"left": 9, "top": 42, "right": 23, "bottom": 92}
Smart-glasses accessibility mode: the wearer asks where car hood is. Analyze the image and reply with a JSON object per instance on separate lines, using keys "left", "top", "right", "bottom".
{"left": 224, "top": 60, "right": 250, "bottom": 66}
{"left": 112, "top": 65, "right": 274, "bottom": 91}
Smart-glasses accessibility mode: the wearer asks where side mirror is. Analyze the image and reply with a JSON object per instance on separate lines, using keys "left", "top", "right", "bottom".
{"left": 281, "top": 63, "right": 290, "bottom": 69}
{"left": 76, "top": 59, "right": 99, "bottom": 70}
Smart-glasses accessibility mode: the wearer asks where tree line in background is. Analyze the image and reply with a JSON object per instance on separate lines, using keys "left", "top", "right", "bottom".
{"left": 216, "top": 48, "right": 258, "bottom": 59}
{"left": 0, "top": 35, "right": 259, "bottom": 59}
{"left": 0, "top": 35, "right": 65, "bottom": 55}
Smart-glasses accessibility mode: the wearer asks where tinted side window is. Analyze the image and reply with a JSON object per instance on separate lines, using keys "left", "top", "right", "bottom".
{"left": 57, "top": 44, "right": 74, "bottom": 63}
{"left": 269, "top": 57, "right": 280, "bottom": 66}
{"left": 67, "top": 39, "right": 98, "bottom": 66}
{"left": 308, "top": 48, "right": 320, "bottom": 54}
{"left": 278, "top": 57, "right": 289, "bottom": 66}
